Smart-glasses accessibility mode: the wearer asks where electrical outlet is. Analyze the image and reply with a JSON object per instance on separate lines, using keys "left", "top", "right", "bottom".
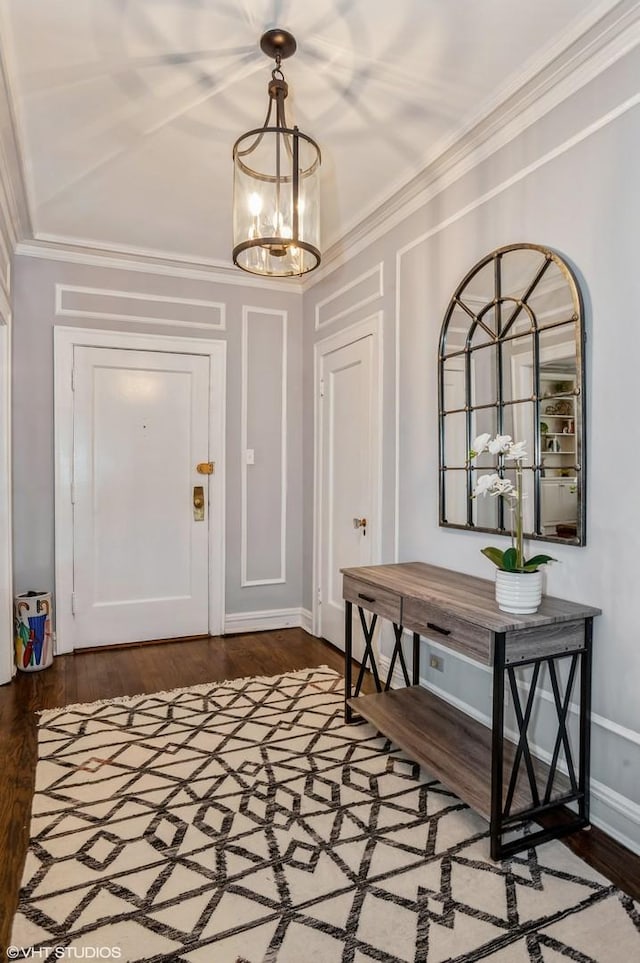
{"left": 429, "top": 654, "right": 444, "bottom": 672}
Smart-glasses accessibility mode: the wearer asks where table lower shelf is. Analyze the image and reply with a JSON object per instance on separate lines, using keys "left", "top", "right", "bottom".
{"left": 348, "top": 685, "right": 572, "bottom": 823}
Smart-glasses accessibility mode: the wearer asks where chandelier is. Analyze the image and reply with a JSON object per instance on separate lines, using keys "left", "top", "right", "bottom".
{"left": 232, "top": 29, "right": 321, "bottom": 277}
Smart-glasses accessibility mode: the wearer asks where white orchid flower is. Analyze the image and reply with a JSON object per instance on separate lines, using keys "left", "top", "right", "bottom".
{"left": 467, "top": 434, "right": 554, "bottom": 576}
{"left": 488, "top": 434, "right": 513, "bottom": 455}
{"left": 505, "top": 441, "right": 527, "bottom": 461}
{"left": 492, "top": 477, "right": 516, "bottom": 497}
{"left": 472, "top": 473, "right": 500, "bottom": 497}
{"left": 469, "top": 433, "right": 491, "bottom": 458}
{"left": 472, "top": 473, "right": 516, "bottom": 498}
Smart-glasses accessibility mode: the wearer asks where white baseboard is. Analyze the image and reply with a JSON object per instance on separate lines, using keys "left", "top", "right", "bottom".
{"left": 224, "top": 607, "right": 307, "bottom": 635}
{"left": 300, "top": 608, "right": 313, "bottom": 634}
{"left": 377, "top": 652, "right": 640, "bottom": 856}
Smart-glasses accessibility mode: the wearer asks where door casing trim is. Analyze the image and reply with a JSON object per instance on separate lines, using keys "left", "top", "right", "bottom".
{"left": 54, "top": 326, "right": 226, "bottom": 653}
{"left": 312, "top": 313, "right": 383, "bottom": 639}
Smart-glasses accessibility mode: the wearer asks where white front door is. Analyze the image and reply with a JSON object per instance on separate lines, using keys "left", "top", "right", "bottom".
{"left": 72, "top": 346, "right": 211, "bottom": 647}
{"left": 318, "top": 330, "right": 379, "bottom": 653}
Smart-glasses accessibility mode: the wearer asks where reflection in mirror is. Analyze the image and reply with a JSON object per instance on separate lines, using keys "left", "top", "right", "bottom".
{"left": 471, "top": 307, "right": 497, "bottom": 348}
{"left": 527, "top": 260, "right": 575, "bottom": 327}
{"left": 471, "top": 471, "right": 500, "bottom": 529}
{"left": 500, "top": 248, "right": 546, "bottom": 301}
{"left": 459, "top": 260, "right": 495, "bottom": 310}
{"left": 471, "top": 345, "right": 497, "bottom": 408}
{"left": 470, "top": 408, "right": 498, "bottom": 470}
{"left": 504, "top": 402, "right": 535, "bottom": 468}
{"left": 444, "top": 469, "right": 468, "bottom": 526}
{"left": 442, "top": 357, "right": 465, "bottom": 411}
{"left": 503, "top": 336, "right": 534, "bottom": 401}
{"left": 443, "top": 411, "right": 467, "bottom": 467}
{"left": 443, "top": 304, "right": 471, "bottom": 354}
{"left": 438, "top": 243, "right": 586, "bottom": 545}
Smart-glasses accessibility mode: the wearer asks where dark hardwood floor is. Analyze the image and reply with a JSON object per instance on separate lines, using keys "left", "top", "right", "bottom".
{"left": 1, "top": 628, "right": 638, "bottom": 951}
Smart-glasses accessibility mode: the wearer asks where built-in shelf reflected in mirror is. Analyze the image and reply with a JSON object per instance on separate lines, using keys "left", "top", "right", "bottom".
{"left": 438, "top": 242, "right": 586, "bottom": 545}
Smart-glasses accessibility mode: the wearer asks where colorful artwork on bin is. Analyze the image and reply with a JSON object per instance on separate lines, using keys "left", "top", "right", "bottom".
{"left": 14, "top": 596, "right": 52, "bottom": 671}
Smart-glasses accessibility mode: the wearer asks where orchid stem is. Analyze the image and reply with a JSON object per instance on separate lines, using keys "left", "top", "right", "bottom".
{"left": 516, "top": 463, "right": 524, "bottom": 569}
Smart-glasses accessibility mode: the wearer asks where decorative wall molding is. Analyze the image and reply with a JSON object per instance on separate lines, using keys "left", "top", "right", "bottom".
{"left": 224, "top": 607, "right": 305, "bottom": 635}
{"left": 589, "top": 777, "right": 640, "bottom": 855}
{"left": 378, "top": 652, "right": 640, "bottom": 855}
{"left": 314, "top": 263, "right": 384, "bottom": 330}
{"left": 241, "top": 306, "right": 288, "bottom": 587}
{"left": 55, "top": 284, "right": 226, "bottom": 331}
{"left": 17, "top": 239, "right": 304, "bottom": 294}
{"left": 307, "top": 1, "right": 640, "bottom": 286}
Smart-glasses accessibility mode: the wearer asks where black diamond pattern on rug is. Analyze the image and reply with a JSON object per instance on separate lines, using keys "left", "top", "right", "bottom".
{"left": 11, "top": 668, "right": 640, "bottom": 962}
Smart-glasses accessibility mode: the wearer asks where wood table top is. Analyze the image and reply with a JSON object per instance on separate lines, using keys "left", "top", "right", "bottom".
{"left": 341, "top": 561, "right": 601, "bottom": 633}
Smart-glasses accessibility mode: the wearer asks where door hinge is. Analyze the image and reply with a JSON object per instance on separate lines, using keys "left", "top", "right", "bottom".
{"left": 71, "top": 367, "right": 76, "bottom": 391}
{"left": 71, "top": 593, "right": 76, "bottom": 616}
{"left": 319, "top": 379, "right": 324, "bottom": 398}
{"left": 317, "top": 586, "right": 322, "bottom": 604}
{"left": 70, "top": 481, "right": 75, "bottom": 504}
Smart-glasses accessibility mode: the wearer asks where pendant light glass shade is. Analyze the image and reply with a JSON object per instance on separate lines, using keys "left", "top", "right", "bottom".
{"left": 232, "top": 32, "right": 321, "bottom": 277}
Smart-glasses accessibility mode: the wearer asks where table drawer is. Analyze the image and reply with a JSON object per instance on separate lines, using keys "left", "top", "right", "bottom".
{"left": 402, "top": 596, "right": 493, "bottom": 665}
{"left": 343, "top": 576, "right": 402, "bottom": 624}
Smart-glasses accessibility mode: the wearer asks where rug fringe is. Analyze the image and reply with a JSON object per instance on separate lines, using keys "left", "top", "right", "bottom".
{"left": 36, "top": 665, "right": 338, "bottom": 720}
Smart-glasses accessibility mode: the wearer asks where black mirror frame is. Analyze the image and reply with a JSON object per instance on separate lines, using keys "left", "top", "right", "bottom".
{"left": 438, "top": 242, "right": 586, "bottom": 546}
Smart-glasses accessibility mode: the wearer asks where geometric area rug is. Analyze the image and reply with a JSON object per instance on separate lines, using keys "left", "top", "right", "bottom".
{"left": 10, "top": 667, "right": 640, "bottom": 962}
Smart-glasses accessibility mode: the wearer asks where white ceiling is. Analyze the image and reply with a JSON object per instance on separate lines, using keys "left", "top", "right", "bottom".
{"left": 0, "top": 0, "right": 623, "bottom": 270}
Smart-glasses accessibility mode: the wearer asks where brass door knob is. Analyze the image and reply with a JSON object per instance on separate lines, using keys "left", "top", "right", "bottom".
{"left": 193, "top": 485, "right": 205, "bottom": 521}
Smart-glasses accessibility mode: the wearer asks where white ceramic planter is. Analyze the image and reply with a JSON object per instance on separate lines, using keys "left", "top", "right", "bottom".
{"left": 495, "top": 570, "right": 543, "bottom": 614}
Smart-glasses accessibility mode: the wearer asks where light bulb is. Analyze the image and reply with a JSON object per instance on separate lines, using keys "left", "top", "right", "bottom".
{"left": 248, "top": 192, "right": 263, "bottom": 216}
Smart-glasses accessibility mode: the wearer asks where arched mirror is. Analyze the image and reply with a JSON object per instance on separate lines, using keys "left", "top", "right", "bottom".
{"left": 438, "top": 243, "right": 586, "bottom": 545}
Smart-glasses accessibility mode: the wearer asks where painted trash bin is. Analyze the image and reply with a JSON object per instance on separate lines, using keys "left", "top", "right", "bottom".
{"left": 14, "top": 591, "right": 53, "bottom": 671}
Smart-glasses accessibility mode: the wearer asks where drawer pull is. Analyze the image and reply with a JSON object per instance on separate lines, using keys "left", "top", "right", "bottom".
{"left": 358, "top": 593, "right": 376, "bottom": 604}
{"left": 427, "top": 621, "right": 451, "bottom": 636}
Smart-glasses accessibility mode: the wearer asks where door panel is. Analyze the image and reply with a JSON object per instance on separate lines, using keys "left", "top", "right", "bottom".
{"left": 319, "top": 335, "right": 377, "bottom": 653}
{"left": 73, "top": 346, "right": 210, "bottom": 647}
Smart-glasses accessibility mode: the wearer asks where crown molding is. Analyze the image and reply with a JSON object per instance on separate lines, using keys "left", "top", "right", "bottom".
{"left": 305, "top": 0, "right": 640, "bottom": 289}
{"left": 0, "top": 283, "right": 10, "bottom": 324}
{"left": 15, "top": 238, "right": 304, "bottom": 294}
{"left": 0, "top": 22, "right": 31, "bottom": 245}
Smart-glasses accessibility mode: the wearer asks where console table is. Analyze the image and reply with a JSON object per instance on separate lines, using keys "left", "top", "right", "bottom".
{"left": 342, "top": 561, "right": 601, "bottom": 859}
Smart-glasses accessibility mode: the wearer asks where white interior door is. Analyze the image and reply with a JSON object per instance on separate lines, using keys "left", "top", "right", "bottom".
{"left": 318, "top": 332, "right": 379, "bottom": 653}
{"left": 72, "top": 346, "right": 211, "bottom": 647}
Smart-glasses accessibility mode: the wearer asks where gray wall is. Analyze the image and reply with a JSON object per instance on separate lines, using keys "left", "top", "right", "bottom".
{"left": 303, "top": 45, "right": 640, "bottom": 851}
{"left": 11, "top": 255, "right": 304, "bottom": 621}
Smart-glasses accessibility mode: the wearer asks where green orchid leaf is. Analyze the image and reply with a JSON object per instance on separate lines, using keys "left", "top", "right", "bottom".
{"left": 502, "top": 547, "right": 518, "bottom": 570}
{"left": 480, "top": 547, "right": 505, "bottom": 569}
{"left": 523, "top": 554, "right": 556, "bottom": 571}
